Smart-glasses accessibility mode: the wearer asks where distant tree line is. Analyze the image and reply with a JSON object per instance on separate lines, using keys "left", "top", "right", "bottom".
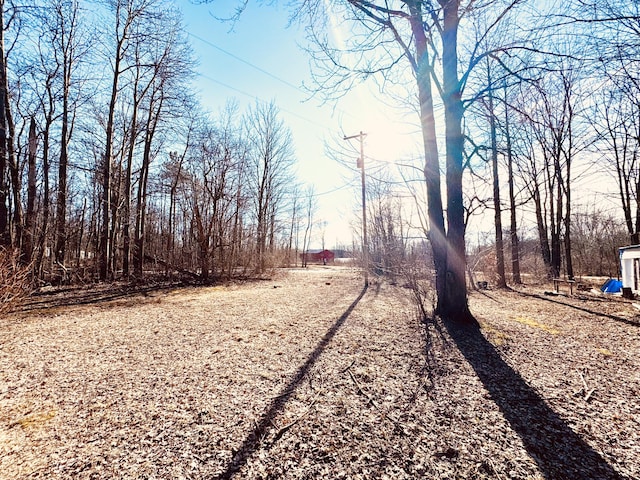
{"left": 0, "top": 0, "right": 311, "bottom": 284}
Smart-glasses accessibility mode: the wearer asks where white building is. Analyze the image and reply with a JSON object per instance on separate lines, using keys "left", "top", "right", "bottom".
{"left": 619, "top": 245, "right": 640, "bottom": 292}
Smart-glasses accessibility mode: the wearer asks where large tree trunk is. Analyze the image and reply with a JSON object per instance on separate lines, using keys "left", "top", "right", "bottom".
{"left": 440, "top": 0, "right": 470, "bottom": 321}
{"left": 408, "top": 3, "right": 447, "bottom": 313}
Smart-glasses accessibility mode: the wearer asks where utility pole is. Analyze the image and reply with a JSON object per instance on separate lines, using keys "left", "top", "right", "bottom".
{"left": 344, "top": 131, "right": 368, "bottom": 287}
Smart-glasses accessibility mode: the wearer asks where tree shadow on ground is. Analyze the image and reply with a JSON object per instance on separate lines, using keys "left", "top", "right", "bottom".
{"left": 443, "top": 318, "right": 625, "bottom": 479}
{"left": 216, "top": 285, "right": 369, "bottom": 479}
{"left": 518, "top": 291, "right": 640, "bottom": 328}
{"left": 17, "top": 282, "right": 190, "bottom": 312}
{"left": 17, "top": 273, "right": 312, "bottom": 314}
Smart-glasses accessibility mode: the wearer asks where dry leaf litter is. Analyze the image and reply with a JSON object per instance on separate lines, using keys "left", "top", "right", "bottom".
{"left": 0, "top": 267, "right": 638, "bottom": 479}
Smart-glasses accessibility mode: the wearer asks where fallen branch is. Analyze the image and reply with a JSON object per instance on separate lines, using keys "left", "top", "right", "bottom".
{"left": 270, "top": 398, "right": 318, "bottom": 444}
{"left": 577, "top": 371, "right": 596, "bottom": 402}
{"left": 488, "top": 457, "right": 505, "bottom": 480}
{"left": 143, "top": 254, "right": 200, "bottom": 279}
{"left": 347, "top": 368, "right": 379, "bottom": 409}
{"left": 584, "top": 388, "right": 596, "bottom": 403}
{"left": 340, "top": 360, "right": 356, "bottom": 374}
{"left": 579, "top": 371, "right": 588, "bottom": 391}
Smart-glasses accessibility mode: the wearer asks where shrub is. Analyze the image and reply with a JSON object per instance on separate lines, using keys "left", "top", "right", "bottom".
{"left": 0, "top": 249, "right": 32, "bottom": 315}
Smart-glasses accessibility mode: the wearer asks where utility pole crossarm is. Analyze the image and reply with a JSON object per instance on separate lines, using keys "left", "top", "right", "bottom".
{"left": 343, "top": 133, "right": 367, "bottom": 141}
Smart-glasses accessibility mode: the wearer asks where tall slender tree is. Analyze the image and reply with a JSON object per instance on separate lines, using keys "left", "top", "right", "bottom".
{"left": 503, "top": 82, "right": 521, "bottom": 284}
{"left": 0, "top": 1, "right": 9, "bottom": 247}
{"left": 49, "top": 0, "right": 84, "bottom": 271}
{"left": 24, "top": 116, "right": 37, "bottom": 265}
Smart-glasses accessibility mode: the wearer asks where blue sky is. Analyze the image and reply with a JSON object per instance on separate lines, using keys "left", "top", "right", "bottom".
{"left": 180, "top": 1, "right": 422, "bottom": 249}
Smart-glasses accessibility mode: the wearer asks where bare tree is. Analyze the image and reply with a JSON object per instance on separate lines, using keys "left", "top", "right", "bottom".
{"left": 558, "top": 2, "right": 640, "bottom": 246}
{"left": 366, "top": 172, "right": 407, "bottom": 279}
{"left": 131, "top": 20, "right": 194, "bottom": 278}
{"left": 23, "top": 116, "right": 36, "bottom": 265}
{"left": 593, "top": 81, "right": 640, "bottom": 244}
{"left": 285, "top": 183, "right": 303, "bottom": 267}
{"left": 572, "top": 206, "right": 627, "bottom": 276}
{"left": 158, "top": 109, "right": 194, "bottom": 273}
{"left": 51, "top": 0, "right": 84, "bottom": 271}
{"left": 0, "top": 1, "right": 8, "bottom": 247}
{"left": 473, "top": 57, "right": 507, "bottom": 288}
{"left": 503, "top": 82, "right": 522, "bottom": 284}
{"left": 0, "top": 0, "right": 22, "bottom": 249}
{"left": 25, "top": 11, "right": 59, "bottom": 278}
{"left": 300, "top": 186, "right": 316, "bottom": 269}
{"left": 243, "top": 100, "right": 296, "bottom": 274}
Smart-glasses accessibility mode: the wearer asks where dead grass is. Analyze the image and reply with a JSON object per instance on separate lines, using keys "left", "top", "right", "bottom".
{"left": 0, "top": 267, "right": 638, "bottom": 479}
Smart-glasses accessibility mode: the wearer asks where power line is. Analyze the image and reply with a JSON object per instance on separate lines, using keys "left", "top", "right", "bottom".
{"left": 188, "top": 32, "right": 303, "bottom": 93}
{"left": 195, "top": 72, "right": 334, "bottom": 131}
{"left": 313, "top": 181, "right": 358, "bottom": 197}
{"left": 278, "top": 179, "right": 360, "bottom": 200}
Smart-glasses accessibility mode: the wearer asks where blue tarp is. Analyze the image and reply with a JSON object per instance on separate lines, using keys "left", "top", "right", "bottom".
{"left": 601, "top": 278, "right": 623, "bottom": 293}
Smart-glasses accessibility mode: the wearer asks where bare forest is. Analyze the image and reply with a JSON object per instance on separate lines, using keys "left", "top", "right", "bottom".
{"left": 0, "top": 0, "right": 310, "bottom": 290}
{"left": 0, "top": 0, "right": 637, "bottom": 291}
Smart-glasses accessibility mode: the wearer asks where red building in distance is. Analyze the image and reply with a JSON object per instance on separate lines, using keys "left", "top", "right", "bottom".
{"left": 301, "top": 249, "right": 335, "bottom": 264}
